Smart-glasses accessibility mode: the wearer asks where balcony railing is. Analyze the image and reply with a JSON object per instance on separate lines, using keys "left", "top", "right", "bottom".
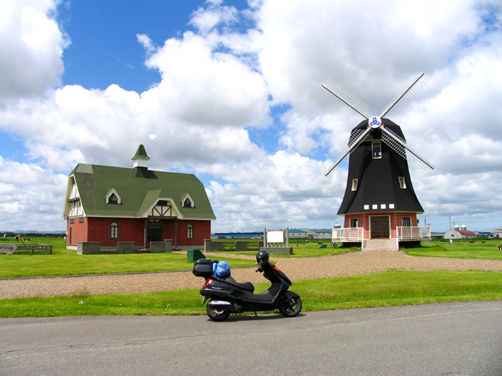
{"left": 396, "top": 226, "right": 431, "bottom": 241}
{"left": 332, "top": 226, "right": 431, "bottom": 242}
{"left": 332, "top": 227, "right": 365, "bottom": 242}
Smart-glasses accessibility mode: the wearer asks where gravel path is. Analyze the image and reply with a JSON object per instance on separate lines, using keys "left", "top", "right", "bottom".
{"left": 1, "top": 251, "right": 502, "bottom": 299}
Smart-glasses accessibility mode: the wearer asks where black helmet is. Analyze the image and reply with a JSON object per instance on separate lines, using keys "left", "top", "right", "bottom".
{"left": 256, "top": 250, "right": 269, "bottom": 264}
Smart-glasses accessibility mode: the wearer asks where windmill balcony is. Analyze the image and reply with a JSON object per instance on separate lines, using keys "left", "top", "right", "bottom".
{"left": 332, "top": 226, "right": 431, "bottom": 243}
{"left": 331, "top": 227, "right": 365, "bottom": 243}
{"left": 396, "top": 226, "right": 431, "bottom": 241}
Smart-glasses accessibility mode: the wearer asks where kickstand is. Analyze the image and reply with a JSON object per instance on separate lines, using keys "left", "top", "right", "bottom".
{"left": 254, "top": 311, "right": 257, "bottom": 317}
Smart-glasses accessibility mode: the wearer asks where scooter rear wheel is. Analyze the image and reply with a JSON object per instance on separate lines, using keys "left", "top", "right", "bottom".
{"left": 206, "top": 303, "right": 231, "bottom": 321}
{"left": 278, "top": 292, "right": 302, "bottom": 317}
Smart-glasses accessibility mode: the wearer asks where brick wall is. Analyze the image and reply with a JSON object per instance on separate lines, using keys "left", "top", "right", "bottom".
{"left": 176, "top": 220, "right": 211, "bottom": 247}
{"left": 68, "top": 217, "right": 211, "bottom": 248}
{"left": 87, "top": 218, "right": 145, "bottom": 246}
{"left": 344, "top": 212, "right": 418, "bottom": 239}
{"left": 66, "top": 217, "right": 88, "bottom": 247}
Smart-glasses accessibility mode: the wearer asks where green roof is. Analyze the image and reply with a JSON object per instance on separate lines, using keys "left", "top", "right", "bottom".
{"left": 64, "top": 164, "right": 215, "bottom": 220}
{"left": 131, "top": 144, "right": 150, "bottom": 160}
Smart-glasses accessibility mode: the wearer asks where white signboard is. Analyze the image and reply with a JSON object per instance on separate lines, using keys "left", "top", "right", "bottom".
{"left": 267, "top": 230, "right": 284, "bottom": 243}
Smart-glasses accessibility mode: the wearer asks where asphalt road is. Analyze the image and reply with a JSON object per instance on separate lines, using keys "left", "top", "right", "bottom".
{"left": 1, "top": 301, "right": 501, "bottom": 376}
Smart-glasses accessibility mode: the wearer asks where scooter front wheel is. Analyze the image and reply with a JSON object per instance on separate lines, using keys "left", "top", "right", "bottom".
{"left": 278, "top": 291, "right": 302, "bottom": 317}
{"left": 206, "top": 303, "right": 231, "bottom": 321}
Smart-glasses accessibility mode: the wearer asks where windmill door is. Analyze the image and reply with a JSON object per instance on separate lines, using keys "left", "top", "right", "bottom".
{"left": 370, "top": 216, "right": 390, "bottom": 239}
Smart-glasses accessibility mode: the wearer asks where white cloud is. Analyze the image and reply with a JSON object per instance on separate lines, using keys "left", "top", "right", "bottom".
{"left": 0, "top": 0, "right": 68, "bottom": 104}
{"left": 189, "top": 0, "right": 238, "bottom": 34}
{"left": 0, "top": 156, "right": 67, "bottom": 231}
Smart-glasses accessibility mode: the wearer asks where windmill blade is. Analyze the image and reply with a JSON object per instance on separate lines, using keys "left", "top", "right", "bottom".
{"left": 379, "top": 73, "right": 424, "bottom": 118}
{"left": 322, "top": 84, "right": 369, "bottom": 120}
{"left": 380, "top": 127, "right": 434, "bottom": 169}
{"left": 325, "top": 127, "right": 371, "bottom": 176}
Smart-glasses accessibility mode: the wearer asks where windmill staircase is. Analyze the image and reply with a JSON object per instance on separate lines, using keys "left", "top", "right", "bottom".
{"left": 362, "top": 239, "right": 399, "bottom": 251}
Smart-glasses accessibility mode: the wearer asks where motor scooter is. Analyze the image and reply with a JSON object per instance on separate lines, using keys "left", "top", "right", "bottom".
{"left": 192, "top": 250, "right": 302, "bottom": 321}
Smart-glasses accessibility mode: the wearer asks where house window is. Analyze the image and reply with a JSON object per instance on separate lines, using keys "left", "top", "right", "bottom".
{"left": 186, "top": 223, "right": 194, "bottom": 240}
{"left": 108, "top": 193, "right": 119, "bottom": 204}
{"left": 110, "top": 222, "right": 119, "bottom": 240}
{"left": 351, "top": 178, "right": 358, "bottom": 191}
{"left": 402, "top": 217, "right": 411, "bottom": 227}
{"left": 350, "top": 218, "right": 358, "bottom": 228}
{"left": 372, "top": 140, "right": 382, "bottom": 159}
{"left": 184, "top": 197, "right": 192, "bottom": 208}
{"left": 79, "top": 217, "right": 84, "bottom": 223}
{"left": 398, "top": 176, "right": 407, "bottom": 189}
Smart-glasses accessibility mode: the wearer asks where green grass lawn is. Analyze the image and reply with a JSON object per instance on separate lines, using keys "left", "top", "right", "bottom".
{"left": 403, "top": 238, "right": 502, "bottom": 260}
{"left": 212, "top": 239, "right": 360, "bottom": 258}
{"left": 0, "top": 237, "right": 254, "bottom": 278}
{"left": 1, "top": 270, "right": 500, "bottom": 317}
{"left": 2, "top": 237, "right": 501, "bottom": 278}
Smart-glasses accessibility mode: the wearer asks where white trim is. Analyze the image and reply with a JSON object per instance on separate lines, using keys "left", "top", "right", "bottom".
{"left": 133, "top": 159, "right": 148, "bottom": 168}
{"left": 182, "top": 193, "right": 195, "bottom": 208}
{"left": 64, "top": 175, "right": 87, "bottom": 219}
{"left": 105, "top": 188, "right": 122, "bottom": 204}
{"left": 143, "top": 197, "right": 180, "bottom": 218}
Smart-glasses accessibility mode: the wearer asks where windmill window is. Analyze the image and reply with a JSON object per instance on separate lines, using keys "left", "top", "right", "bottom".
{"left": 110, "top": 222, "right": 119, "bottom": 240}
{"left": 364, "top": 205, "right": 369, "bottom": 210}
{"left": 398, "top": 176, "right": 407, "bottom": 189}
{"left": 351, "top": 178, "right": 358, "bottom": 191}
{"left": 389, "top": 204, "right": 395, "bottom": 209}
{"left": 372, "top": 140, "right": 382, "bottom": 159}
{"left": 372, "top": 204, "right": 378, "bottom": 210}
{"left": 186, "top": 223, "right": 194, "bottom": 240}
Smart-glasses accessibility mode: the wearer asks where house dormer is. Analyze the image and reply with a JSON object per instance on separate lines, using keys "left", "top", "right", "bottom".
{"left": 105, "top": 188, "right": 122, "bottom": 205}
{"left": 182, "top": 193, "right": 195, "bottom": 208}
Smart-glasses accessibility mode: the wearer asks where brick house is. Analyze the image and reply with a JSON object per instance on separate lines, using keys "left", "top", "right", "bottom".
{"left": 63, "top": 145, "right": 216, "bottom": 250}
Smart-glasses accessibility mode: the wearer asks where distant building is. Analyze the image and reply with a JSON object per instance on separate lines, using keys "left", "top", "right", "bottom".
{"left": 493, "top": 229, "right": 502, "bottom": 238}
{"left": 444, "top": 229, "right": 477, "bottom": 240}
{"left": 63, "top": 145, "right": 215, "bottom": 250}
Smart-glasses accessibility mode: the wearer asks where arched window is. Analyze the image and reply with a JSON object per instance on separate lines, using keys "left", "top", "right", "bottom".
{"left": 184, "top": 197, "right": 192, "bottom": 207}
{"left": 186, "top": 223, "right": 194, "bottom": 240}
{"left": 110, "top": 222, "right": 119, "bottom": 240}
{"left": 108, "top": 193, "right": 119, "bottom": 204}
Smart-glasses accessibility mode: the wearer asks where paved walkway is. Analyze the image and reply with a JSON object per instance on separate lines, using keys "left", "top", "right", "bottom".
{"left": 1, "top": 251, "right": 502, "bottom": 299}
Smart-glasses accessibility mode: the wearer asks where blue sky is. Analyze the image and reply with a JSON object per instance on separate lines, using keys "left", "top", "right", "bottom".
{"left": 0, "top": 0, "right": 501, "bottom": 233}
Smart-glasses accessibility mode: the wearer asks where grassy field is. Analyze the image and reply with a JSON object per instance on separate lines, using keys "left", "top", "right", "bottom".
{"left": 0, "top": 237, "right": 254, "bottom": 278}
{"left": 1, "top": 270, "right": 500, "bottom": 317}
{"left": 403, "top": 238, "right": 502, "bottom": 260}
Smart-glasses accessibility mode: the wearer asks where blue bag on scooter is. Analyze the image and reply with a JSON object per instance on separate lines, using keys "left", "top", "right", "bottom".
{"left": 212, "top": 261, "right": 230, "bottom": 278}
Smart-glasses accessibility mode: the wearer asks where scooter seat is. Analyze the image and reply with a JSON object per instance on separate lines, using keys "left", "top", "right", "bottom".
{"left": 220, "top": 276, "right": 254, "bottom": 292}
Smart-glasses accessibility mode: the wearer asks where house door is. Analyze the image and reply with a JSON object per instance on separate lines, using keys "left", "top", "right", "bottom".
{"left": 371, "top": 216, "right": 390, "bottom": 239}
{"left": 147, "top": 219, "right": 162, "bottom": 245}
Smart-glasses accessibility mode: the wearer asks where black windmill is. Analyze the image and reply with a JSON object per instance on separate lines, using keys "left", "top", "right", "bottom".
{"left": 322, "top": 73, "right": 434, "bottom": 245}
